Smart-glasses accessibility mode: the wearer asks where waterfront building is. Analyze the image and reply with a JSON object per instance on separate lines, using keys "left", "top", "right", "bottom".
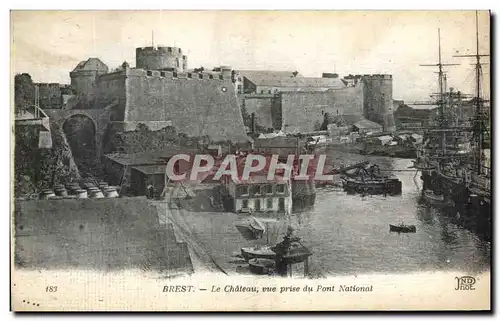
{"left": 221, "top": 172, "right": 292, "bottom": 215}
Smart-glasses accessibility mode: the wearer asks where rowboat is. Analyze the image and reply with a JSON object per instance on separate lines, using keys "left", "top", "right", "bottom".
{"left": 248, "top": 258, "right": 275, "bottom": 275}
{"left": 389, "top": 224, "right": 417, "bottom": 233}
{"left": 241, "top": 245, "right": 276, "bottom": 261}
{"left": 235, "top": 216, "right": 266, "bottom": 240}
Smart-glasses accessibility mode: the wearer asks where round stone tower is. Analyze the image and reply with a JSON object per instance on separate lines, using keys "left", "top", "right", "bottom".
{"left": 135, "top": 46, "right": 187, "bottom": 72}
{"left": 362, "top": 74, "right": 396, "bottom": 132}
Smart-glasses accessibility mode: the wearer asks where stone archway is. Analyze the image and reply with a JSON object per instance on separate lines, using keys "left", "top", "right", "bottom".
{"left": 62, "top": 114, "right": 98, "bottom": 177}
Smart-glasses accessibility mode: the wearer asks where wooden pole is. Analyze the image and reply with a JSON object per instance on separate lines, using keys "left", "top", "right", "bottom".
{"left": 304, "top": 258, "right": 309, "bottom": 277}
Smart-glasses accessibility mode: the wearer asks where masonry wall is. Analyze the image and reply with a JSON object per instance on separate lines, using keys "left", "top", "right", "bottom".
{"left": 276, "top": 82, "right": 364, "bottom": 134}
{"left": 242, "top": 95, "right": 275, "bottom": 130}
{"left": 123, "top": 69, "right": 248, "bottom": 142}
{"left": 95, "top": 71, "right": 127, "bottom": 120}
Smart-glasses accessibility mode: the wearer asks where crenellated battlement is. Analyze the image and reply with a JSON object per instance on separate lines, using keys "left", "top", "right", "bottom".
{"left": 135, "top": 45, "right": 187, "bottom": 72}
{"left": 125, "top": 68, "right": 227, "bottom": 81}
{"left": 136, "top": 46, "right": 183, "bottom": 54}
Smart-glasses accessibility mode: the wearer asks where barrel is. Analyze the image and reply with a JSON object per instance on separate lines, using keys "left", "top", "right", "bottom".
{"left": 88, "top": 188, "right": 104, "bottom": 199}
{"left": 66, "top": 183, "right": 81, "bottom": 194}
{"left": 98, "top": 182, "right": 109, "bottom": 189}
{"left": 54, "top": 187, "right": 68, "bottom": 197}
{"left": 84, "top": 183, "right": 96, "bottom": 189}
{"left": 40, "top": 189, "right": 55, "bottom": 200}
{"left": 75, "top": 189, "right": 88, "bottom": 199}
{"left": 103, "top": 187, "right": 119, "bottom": 198}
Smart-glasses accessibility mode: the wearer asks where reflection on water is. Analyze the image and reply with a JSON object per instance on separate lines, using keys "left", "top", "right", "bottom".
{"left": 288, "top": 155, "right": 491, "bottom": 277}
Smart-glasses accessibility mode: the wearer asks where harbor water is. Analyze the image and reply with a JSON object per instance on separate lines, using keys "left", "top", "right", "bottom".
{"left": 287, "top": 151, "right": 491, "bottom": 277}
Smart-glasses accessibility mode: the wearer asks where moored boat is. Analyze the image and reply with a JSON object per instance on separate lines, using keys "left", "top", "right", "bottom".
{"left": 248, "top": 258, "right": 275, "bottom": 275}
{"left": 389, "top": 224, "right": 417, "bottom": 233}
{"left": 241, "top": 245, "right": 276, "bottom": 261}
{"left": 235, "top": 216, "right": 266, "bottom": 240}
{"left": 343, "top": 177, "right": 402, "bottom": 195}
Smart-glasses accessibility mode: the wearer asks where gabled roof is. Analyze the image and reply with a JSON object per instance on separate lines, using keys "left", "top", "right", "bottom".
{"left": 71, "top": 58, "right": 108, "bottom": 72}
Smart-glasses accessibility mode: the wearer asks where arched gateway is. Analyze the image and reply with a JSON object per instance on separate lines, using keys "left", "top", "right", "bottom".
{"left": 43, "top": 108, "right": 112, "bottom": 159}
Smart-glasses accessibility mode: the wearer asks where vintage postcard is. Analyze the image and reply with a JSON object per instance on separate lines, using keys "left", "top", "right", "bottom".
{"left": 10, "top": 10, "right": 491, "bottom": 311}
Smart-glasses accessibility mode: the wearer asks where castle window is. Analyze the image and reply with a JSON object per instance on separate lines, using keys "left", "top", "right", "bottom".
{"left": 147, "top": 70, "right": 152, "bottom": 76}
{"left": 176, "top": 58, "right": 180, "bottom": 67}
{"left": 173, "top": 72, "right": 178, "bottom": 78}
{"left": 168, "top": 47, "right": 172, "bottom": 53}
{"left": 199, "top": 74, "right": 203, "bottom": 79}
{"left": 219, "top": 74, "right": 224, "bottom": 80}
{"left": 160, "top": 72, "right": 166, "bottom": 77}
{"left": 187, "top": 73, "right": 192, "bottom": 79}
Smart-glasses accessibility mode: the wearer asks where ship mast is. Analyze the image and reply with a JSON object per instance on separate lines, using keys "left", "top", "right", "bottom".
{"left": 454, "top": 11, "right": 489, "bottom": 174}
{"left": 420, "top": 29, "right": 459, "bottom": 155}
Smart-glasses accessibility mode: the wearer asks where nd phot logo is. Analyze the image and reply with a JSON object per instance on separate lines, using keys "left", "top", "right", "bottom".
{"left": 454, "top": 276, "right": 476, "bottom": 291}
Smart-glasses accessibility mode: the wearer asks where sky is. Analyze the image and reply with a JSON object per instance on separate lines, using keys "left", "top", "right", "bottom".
{"left": 10, "top": 10, "right": 490, "bottom": 102}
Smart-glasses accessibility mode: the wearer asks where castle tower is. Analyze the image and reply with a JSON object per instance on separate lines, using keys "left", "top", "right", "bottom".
{"left": 69, "top": 58, "right": 109, "bottom": 106}
{"left": 362, "top": 74, "right": 396, "bottom": 132}
{"left": 135, "top": 46, "right": 187, "bottom": 72}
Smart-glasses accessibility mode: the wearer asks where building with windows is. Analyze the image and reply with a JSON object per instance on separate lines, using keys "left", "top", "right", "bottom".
{"left": 221, "top": 174, "right": 292, "bottom": 215}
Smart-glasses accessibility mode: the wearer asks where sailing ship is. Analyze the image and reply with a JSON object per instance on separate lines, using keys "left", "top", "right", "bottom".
{"left": 415, "top": 12, "right": 491, "bottom": 231}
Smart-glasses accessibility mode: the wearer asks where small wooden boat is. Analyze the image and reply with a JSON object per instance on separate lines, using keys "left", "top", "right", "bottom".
{"left": 241, "top": 245, "right": 276, "bottom": 261}
{"left": 235, "top": 216, "right": 266, "bottom": 240}
{"left": 248, "top": 258, "right": 275, "bottom": 275}
{"left": 249, "top": 216, "right": 265, "bottom": 237}
{"left": 389, "top": 224, "right": 417, "bottom": 233}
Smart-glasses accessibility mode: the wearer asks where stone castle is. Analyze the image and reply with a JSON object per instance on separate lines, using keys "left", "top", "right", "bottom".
{"left": 38, "top": 44, "right": 396, "bottom": 143}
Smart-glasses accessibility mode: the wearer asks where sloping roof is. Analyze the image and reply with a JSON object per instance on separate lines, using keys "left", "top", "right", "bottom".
{"left": 342, "top": 114, "right": 366, "bottom": 125}
{"left": 105, "top": 148, "right": 199, "bottom": 166}
{"left": 244, "top": 73, "right": 345, "bottom": 90}
{"left": 71, "top": 57, "right": 108, "bottom": 72}
{"left": 377, "top": 135, "right": 393, "bottom": 142}
{"left": 131, "top": 165, "right": 167, "bottom": 175}
{"left": 353, "top": 119, "right": 383, "bottom": 129}
{"left": 238, "top": 70, "right": 299, "bottom": 79}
